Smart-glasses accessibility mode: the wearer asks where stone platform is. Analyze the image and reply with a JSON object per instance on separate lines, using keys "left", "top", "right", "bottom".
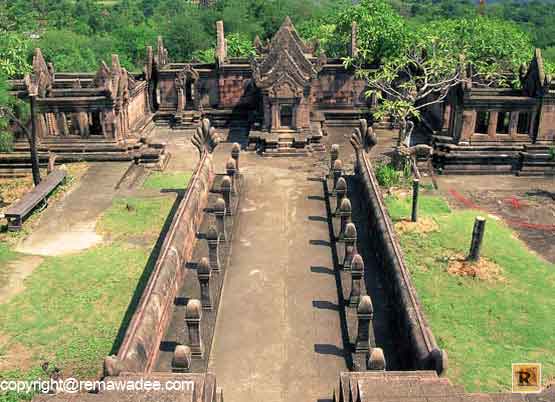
{"left": 336, "top": 371, "right": 553, "bottom": 402}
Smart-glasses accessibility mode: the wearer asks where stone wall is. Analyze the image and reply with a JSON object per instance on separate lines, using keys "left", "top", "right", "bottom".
{"left": 128, "top": 81, "right": 151, "bottom": 132}
{"left": 354, "top": 150, "right": 447, "bottom": 375}
{"left": 217, "top": 67, "right": 256, "bottom": 109}
{"left": 312, "top": 67, "right": 367, "bottom": 108}
{"left": 104, "top": 152, "right": 215, "bottom": 376}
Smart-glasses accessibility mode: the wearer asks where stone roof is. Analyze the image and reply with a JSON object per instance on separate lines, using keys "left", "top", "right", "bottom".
{"left": 252, "top": 17, "right": 321, "bottom": 95}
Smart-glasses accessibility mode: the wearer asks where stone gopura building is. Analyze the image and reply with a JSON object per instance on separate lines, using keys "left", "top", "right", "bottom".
{"left": 8, "top": 17, "right": 370, "bottom": 161}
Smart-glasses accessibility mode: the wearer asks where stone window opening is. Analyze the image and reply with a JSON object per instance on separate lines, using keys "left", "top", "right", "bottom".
{"left": 496, "top": 111, "right": 510, "bottom": 134}
{"left": 475, "top": 111, "right": 489, "bottom": 134}
{"left": 517, "top": 112, "right": 531, "bottom": 134}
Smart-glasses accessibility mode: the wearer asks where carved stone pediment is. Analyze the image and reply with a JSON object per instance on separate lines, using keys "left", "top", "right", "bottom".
{"left": 269, "top": 79, "right": 303, "bottom": 99}
{"left": 252, "top": 17, "right": 318, "bottom": 96}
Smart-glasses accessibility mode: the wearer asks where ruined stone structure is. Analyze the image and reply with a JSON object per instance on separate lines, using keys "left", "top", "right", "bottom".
{"left": 432, "top": 49, "right": 555, "bottom": 175}
{"left": 8, "top": 49, "right": 166, "bottom": 167}
{"left": 3, "top": 15, "right": 553, "bottom": 402}
{"left": 151, "top": 18, "right": 370, "bottom": 154}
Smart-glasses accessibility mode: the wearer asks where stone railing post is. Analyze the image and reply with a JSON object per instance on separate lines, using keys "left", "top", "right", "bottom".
{"left": 468, "top": 216, "right": 486, "bottom": 261}
{"left": 226, "top": 158, "right": 237, "bottom": 194}
{"left": 337, "top": 197, "right": 352, "bottom": 241}
{"left": 349, "top": 254, "right": 364, "bottom": 307}
{"left": 172, "top": 345, "right": 192, "bottom": 373}
{"left": 332, "top": 159, "right": 343, "bottom": 195}
{"left": 368, "top": 348, "right": 386, "bottom": 370}
{"left": 231, "top": 143, "right": 241, "bottom": 173}
{"left": 343, "top": 223, "right": 357, "bottom": 271}
{"left": 355, "top": 295, "right": 373, "bottom": 352}
{"left": 197, "top": 258, "right": 212, "bottom": 310}
{"left": 329, "top": 144, "right": 339, "bottom": 178}
{"left": 185, "top": 299, "right": 203, "bottom": 358}
{"left": 221, "top": 176, "right": 232, "bottom": 214}
{"left": 214, "top": 197, "right": 227, "bottom": 242}
{"left": 206, "top": 225, "right": 220, "bottom": 272}
{"left": 335, "top": 177, "right": 347, "bottom": 216}
{"left": 411, "top": 178, "right": 420, "bottom": 223}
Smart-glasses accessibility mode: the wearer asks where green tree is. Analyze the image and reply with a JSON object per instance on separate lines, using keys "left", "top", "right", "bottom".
{"left": 0, "top": 32, "right": 32, "bottom": 77}
{"left": 338, "top": 0, "right": 409, "bottom": 64}
{"left": 422, "top": 16, "right": 534, "bottom": 85}
{"left": 359, "top": 26, "right": 463, "bottom": 147}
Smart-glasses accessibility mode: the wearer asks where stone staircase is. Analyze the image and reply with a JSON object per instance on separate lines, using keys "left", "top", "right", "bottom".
{"left": 432, "top": 142, "right": 521, "bottom": 175}
{"left": 517, "top": 144, "right": 555, "bottom": 176}
{"left": 335, "top": 371, "right": 552, "bottom": 402}
{"left": 173, "top": 110, "right": 202, "bottom": 129}
{"left": 0, "top": 137, "right": 168, "bottom": 177}
{"left": 248, "top": 128, "right": 325, "bottom": 157}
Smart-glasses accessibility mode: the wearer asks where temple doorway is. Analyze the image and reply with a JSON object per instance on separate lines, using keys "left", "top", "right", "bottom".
{"left": 280, "top": 104, "right": 293, "bottom": 128}
{"left": 185, "top": 80, "right": 194, "bottom": 109}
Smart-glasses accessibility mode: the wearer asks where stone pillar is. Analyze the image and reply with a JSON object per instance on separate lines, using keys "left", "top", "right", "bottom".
{"left": 411, "top": 179, "right": 419, "bottom": 223}
{"left": 231, "top": 143, "right": 241, "bottom": 173}
{"left": 343, "top": 223, "right": 357, "bottom": 271}
{"left": 355, "top": 295, "right": 373, "bottom": 352}
{"left": 57, "top": 113, "right": 69, "bottom": 136}
{"left": 197, "top": 258, "right": 212, "bottom": 310}
{"left": 330, "top": 144, "right": 339, "bottom": 178}
{"left": 368, "top": 348, "right": 386, "bottom": 370}
{"left": 332, "top": 159, "right": 343, "bottom": 195}
{"left": 172, "top": 345, "right": 192, "bottom": 373}
{"left": 349, "top": 254, "right": 364, "bottom": 307}
{"left": 442, "top": 104, "right": 452, "bottom": 131}
{"left": 206, "top": 225, "right": 220, "bottom": 272}
{"left": 226, "top": 158, "right": 237, "bottom": 194}
{"left": 509, "top": 112, "right": 518, "bottom": 137}
{"left": 216, "top": 20, "right": 227, "bottom": 65}
{"left": 460, "top": 110, "right": 475, "bottom": 142}
{"left": 176, "top": 80, "right": 185, "bottom": 113}
{"left": 335, "top": 177, "right": 347, "bottom": 216}
{"left": 487, "top": 111, "right": 498, "bottom": 139}
{"left": 271, "top": 103, "right": 279, "bottom": 130}
{"left": 468, "top": 216, "right": 486, "bottom": 262}
{"left": 214, "top": 197, "right": 227, "bottom": 242}
{"left": 36, "top": 114, "right": 47, "bottom": 139}
{"left": 185, "top": 299, "right": 203, "bottom": 358}
{"left": 537, "top": 103, "right": 555, "bottom": 142}
{"left": 221, "top": 176, "right": 232, "bottom": 214}
{"left": 338, "top": 197, "right": 352, "bottom": 241}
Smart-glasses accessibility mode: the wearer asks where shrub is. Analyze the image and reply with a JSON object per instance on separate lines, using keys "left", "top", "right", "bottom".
{"left": 375, "top": 162, "right": 402, "bottom": 187}
{"left": 0, "top": 131, "right": 14, "bottom": 152}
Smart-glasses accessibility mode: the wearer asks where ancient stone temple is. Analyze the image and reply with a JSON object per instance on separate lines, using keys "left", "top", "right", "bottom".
{"left": 152, "top": 18, "right": 370, "bottom": 155}
{"left": 252, "top": 16, "right": 323, "bottom": 134}
{"left": 9, "top": 48, "right": 165, "bottom": 167}
{"left": 431, "top": 49, "right": 555, "bottom": 175}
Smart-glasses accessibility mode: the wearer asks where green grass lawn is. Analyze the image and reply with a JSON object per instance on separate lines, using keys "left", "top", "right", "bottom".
{"left": 385, "top": 194, "right": 555, "bottom": 392}
{"left": 0, "top": 244, "right": 19, "bottom": 285}
{"left": 142, "top": 171, "right": 192, "bottom": 191}
{"left": 0, "top": 195, "right": 174, "bottom": 401}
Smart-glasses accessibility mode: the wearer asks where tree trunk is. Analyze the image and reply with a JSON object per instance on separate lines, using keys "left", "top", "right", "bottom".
{"left": 29, "top": 95, "right": 41, "bottom": 186}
